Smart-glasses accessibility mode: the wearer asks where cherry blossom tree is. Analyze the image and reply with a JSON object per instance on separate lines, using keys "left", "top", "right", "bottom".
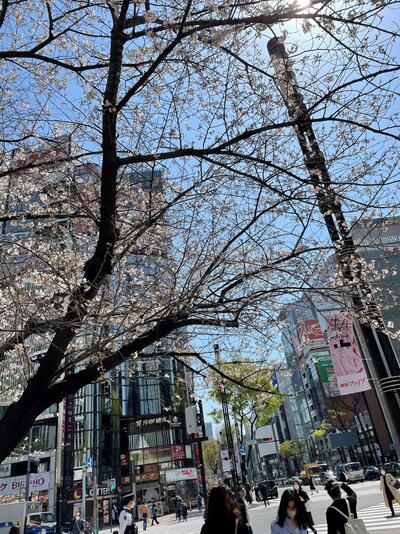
{"left": 0, "top": 0, "right": 399, "bottom": 462}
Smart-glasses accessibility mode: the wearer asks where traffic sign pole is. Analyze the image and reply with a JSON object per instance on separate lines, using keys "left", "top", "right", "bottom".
{"left": 82, "top": 450, "right": 87, "bottom": 522}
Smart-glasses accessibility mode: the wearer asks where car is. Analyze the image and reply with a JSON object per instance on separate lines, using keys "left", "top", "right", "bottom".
{"left": 383, "top": 462, "right": 400, "bottom": 477}
{"left": 364, "top": 466, "right": 380, "bottom": 480}
{"left": 320, "top": 469, "right": 337, "bottom": 484}
{"left": 256, "top": 480, "right": 279, "bottom": 500}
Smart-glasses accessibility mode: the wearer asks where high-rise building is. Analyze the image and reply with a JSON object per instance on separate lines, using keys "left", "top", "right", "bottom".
{"left": 205, "top": 422, "right": 214, "bottom": 441}
{"left": 352, "top": 216, "right": 400, "bottom": 358}
{"left": 0, "top": 144, "right": 198, "bottom": 524}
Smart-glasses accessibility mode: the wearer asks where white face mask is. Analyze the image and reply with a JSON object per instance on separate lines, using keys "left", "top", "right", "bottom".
{"left": 287, "top": 509, "right": 297, "bottom": 519}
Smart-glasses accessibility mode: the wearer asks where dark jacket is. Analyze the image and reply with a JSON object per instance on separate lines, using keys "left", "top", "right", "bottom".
{"left": 326, "top": 483, "right": 357, "bottom": 534}
{"left": 71, "top": 519, "right": 85, "bottom": 534}
{"left": 200, "top": 519, "right": 250, "bottom": 534}
{"left": 297, "top": 490, "right": 314, "bottom": 527}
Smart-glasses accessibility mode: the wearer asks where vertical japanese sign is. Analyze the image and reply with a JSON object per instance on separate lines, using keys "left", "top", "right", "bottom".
{"left": 326, "top": 313, "right": 371, "bottom": 395}
{"left": 315, "top": 350, "right": 340, "bottom": 397}
{"left": 63, "top": 395, "right": 75, "bottom": 490}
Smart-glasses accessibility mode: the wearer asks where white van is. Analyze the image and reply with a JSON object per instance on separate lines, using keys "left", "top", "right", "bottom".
{"left": 344, "top": 462, "right": 365, "bottom": 482}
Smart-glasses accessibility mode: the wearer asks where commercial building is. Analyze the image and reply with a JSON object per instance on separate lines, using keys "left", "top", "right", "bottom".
{"left": 0, "top": 142, "right": 200, "bottom": 526}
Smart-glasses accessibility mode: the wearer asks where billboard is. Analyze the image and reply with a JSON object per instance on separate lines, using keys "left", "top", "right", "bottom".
{"left": 315, "top": 350, "right": 340, "bottom": 397}
{"left": 171, "top": 444, "right": 186, "bottom": 461}
{"left": 326, "top": 313, "right": 371, "bottom": 395}
{"left": 165, "top": 468, "right": 197, "bottom": 483}
{"left": 305, "top": 319, "right": 325, "bottom": 341}
{"left": 0, "top": 472, "right": 49, "bottom": 497}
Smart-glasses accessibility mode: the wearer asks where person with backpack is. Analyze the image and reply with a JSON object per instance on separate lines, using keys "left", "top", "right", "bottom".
{"left": 293, "top": 480, "right": 317, "bottom": 534}
{"left": 325, "top": 480, "right": 364, "bottom": 534}
{"left": 71, "top": 510, "right": 85, "bottom": 534}
{"left": 379, "top": 467, "right": 400, "bottom": 517}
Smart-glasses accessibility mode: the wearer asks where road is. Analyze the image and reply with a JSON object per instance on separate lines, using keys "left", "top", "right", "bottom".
{"left": 115, "top": 481, "right": 400, "bottom": 534}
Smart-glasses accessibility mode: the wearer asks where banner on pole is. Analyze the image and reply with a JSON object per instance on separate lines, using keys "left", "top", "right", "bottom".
{"left": 326, "top": 313, "right": 370, "bottom": 395}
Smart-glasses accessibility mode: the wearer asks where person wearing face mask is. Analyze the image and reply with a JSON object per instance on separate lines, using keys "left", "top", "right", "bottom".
{"left": 119, "top": 494, "right": 137, "bottom": 534}
{"left": 325, "top": 480, "right": 357, "bottom": 534}
{"left": 380, "top": 467, "right": 400, "bottom": 517}
{"left": 292, "top": 480, "right": 317, "bottom": 534}
{"left": 271, "top": 489, "right": 308, "bottom": 534}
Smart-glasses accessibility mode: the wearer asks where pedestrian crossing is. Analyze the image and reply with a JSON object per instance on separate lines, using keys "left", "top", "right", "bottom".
{"left": 314, "top": 502, "right": 400, "bottom": 533}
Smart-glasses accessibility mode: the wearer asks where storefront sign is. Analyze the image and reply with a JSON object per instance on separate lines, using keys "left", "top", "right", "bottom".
{"left": 165, "top": 468, "right": 197, "bottom": 483}
{"left": 220, "top": 450, "right": 232, "bottom": 473}
{"left": 136, "top": 472, "right": 160, "bottom": 482}
{"left": 171, "top": 444, "right": 186, "bottom": 461}
{"left": 0, "top": 464, "right": 11, "bottom": 478}
{"left": 326, "top": 313, "right": 371, "bottom": 395}
{"left": 0, "top": 473, "right": 49, "bottom": 496}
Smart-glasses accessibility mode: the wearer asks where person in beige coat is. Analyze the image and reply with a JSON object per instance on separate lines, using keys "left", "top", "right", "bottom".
{"left": 379, "top": 468, "right": 400, "bottom": 517}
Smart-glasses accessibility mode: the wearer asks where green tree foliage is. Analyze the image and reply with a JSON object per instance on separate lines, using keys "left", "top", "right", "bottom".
{"left": 279, "top": 440, "right": 300, "bottom": 459}
{"left": 208, "top": 359, "right": 282, "bottom": 439}
{"left": 202, "top": 439, "right": 221, "bottom": 483}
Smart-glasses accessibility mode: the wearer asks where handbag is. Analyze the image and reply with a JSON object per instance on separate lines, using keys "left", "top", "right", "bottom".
{"left": 392, "top": 479, "right": 400, "bottom": 490}
{"left": 330, "top": 500, "right": 369, "bottom": 534}
{"left": 305, "top": 500, "right": 312, "bottom": 513}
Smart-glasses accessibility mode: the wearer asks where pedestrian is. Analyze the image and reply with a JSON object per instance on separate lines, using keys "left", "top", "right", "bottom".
{"left": 258, "top": 484, "right": 270, "bottom": 507}
{"left": 293, "top": 480, "right": 317, "bottom": 534}
{"left": 151, "top": 499, "right": 160, "bottom": 525}
{"left": 119, "top": 494, "right": 136, "bottom": 534}
{"left": 325, "top": 480, "right": 357, "bottom": 534}
{"left": 271, "top": 489, "right": 308, "bottom": 534}
{"left": 197, "top": 492, "right": 204, "bottom": 511}
{"left": 181, "top": 501, "right": 188, "bottom": 521}
{"left": 245, "top": 483, "right": 253, "bottom": 504}
{"left": 200, "top": 485, "right": 250, "bottom": 534}
{"left": 9, "top": 527, "right": 20, "bottom": 534}
{"left": 175, "top": 496, "right": 182, "bottom": 522}
{"left": 309, "top": 476, "right": 318, "bottom": 494}
{"left": 71, "top": 510, "right": 85, "bottom": 534}
{"left": 237, "top": 487, "right": 253, "bottom": 534}
{"left": 141, "top": 502, "right": 149, "bottom": 531}
{"left": 379, "top": 467, "right": 400, "bottom": 517}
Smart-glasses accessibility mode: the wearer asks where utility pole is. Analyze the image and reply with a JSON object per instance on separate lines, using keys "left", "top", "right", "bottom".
{"left": 213, "top": 344, "right": 239, "bottom": 489}
{"left": 24, "top": 427, "right": 33, "bottom": 502}
{"left": 197, "top": 400, "right": 209, "bottom": 502}
{"left": 267, "top": 37, "right": 400, "bottom": 458}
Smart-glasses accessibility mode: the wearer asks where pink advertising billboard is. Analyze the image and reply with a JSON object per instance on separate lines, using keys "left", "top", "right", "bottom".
{"left": 325, "top": 312, "right": 371, "bottom": 395}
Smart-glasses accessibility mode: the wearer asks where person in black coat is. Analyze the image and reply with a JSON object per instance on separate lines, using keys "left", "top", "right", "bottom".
{"left": 325, "top": 480, "right": 357, "bottom": 534}
{"left": 200, "top": 485, "right": 250, "bottom": 534}
{"left": 71, "top": 511, "right": 85, "bottom": 534}
{"left": 293, "top": 480, "right": 317, "bottom": 534}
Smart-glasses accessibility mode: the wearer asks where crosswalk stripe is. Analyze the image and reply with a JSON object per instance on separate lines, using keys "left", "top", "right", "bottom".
{"left": 314, "top": 502, "right": 400, "bottom": 532}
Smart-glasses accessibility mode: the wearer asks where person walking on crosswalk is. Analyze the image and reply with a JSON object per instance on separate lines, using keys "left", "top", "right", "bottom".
{"left": 380, "top": 467, "right": 400, "bottom": 517}
{"left": 271, "top": 489, "right": 308, "bottom": 534}
{"left": 325, "top": 480, "right": 357, "bottom": 534}
{"left": 293, "top": 480, "right": 317, "bottom": 534}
